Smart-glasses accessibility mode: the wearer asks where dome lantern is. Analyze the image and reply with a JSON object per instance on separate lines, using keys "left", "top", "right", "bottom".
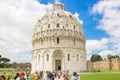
{"left": 52, "top": 3, "right": 65, "bottom": 11}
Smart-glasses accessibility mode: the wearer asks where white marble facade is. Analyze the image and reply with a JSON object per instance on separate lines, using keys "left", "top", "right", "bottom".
{"left": 31, "top": 3, "right": 86, "bottom": 73}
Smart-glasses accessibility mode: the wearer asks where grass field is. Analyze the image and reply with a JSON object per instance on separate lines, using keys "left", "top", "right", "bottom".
{"left": 80, "top": 73, "right": 120, "bottom": 80}
{"left": 80, "top": 70, "right": 120, "bottom": 80}
{"left": 0, "top": 70, "right": 120, "bottom": 80}
{"left": 100, "top": 70, "right": 120, "bottom": 72}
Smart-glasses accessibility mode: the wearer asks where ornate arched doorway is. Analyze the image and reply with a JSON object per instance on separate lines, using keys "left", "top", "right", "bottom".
{"left": 53, "top": 50, "right": 63, "bottom": 71}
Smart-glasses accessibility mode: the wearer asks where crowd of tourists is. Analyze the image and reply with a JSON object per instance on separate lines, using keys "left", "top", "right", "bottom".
{"left": 0, "top": 72, "right": 30, "bottom": 80}
{"left": 0, "top": 71, "right": 80, "bottom": 80}
{"left": 33, "top": 70, "right": 70, "bottom": 80}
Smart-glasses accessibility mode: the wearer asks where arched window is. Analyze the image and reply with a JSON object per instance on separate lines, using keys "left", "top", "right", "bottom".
{"left": 66, "top": 23, "right": 68, "bottom": 27}
{"left": 41, "top": 39, "right": 43, "bottom": 45}
{"left": 61, "top": 5, "right": 63, "bottom": 9}
{"left": 57, "top": 13, "right": 60, "bottom": 17}
{"left": 68, "top": 54, "right": 70, "bottom": 61}
{"left": 74, "top": 38, "right": 75, "bottom": 45}
{"left": 70, "top": 15, "right": 72, "bottom": 18}
{"left": 77, "top": 54, "right": 79, "bottom": 61}
{"left": 47, "top": 54, "right": 49, "bottom": 61}
{"left": 74, "top": 25, "right": 75, "bottom": 30}
{"left": 48, "top": 24, "right": 50, "bottom": 28}
{"left": 57, "top": 23, "right": 60, "bottom": 28}
{"left": 57, "top": 37, "right": 59, "bottom": 44}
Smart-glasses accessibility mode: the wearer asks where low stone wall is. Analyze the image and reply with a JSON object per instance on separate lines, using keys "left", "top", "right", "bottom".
{"left": 111, "top": 58, "right": 120, "bottom": 70}
{"left": 93, "top": 61, "right": 110, "bottom": 70}
{"left": 87, "top": 58, "right": 120, "bottom": 71}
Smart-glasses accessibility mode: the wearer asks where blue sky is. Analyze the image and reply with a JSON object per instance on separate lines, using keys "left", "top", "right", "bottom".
{"left": 0, "top": 0, "right": 120, "bottom": 63}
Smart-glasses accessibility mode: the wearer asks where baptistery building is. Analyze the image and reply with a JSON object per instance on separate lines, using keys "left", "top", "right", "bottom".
{"left": 31, "top": 3, "right": 86, "bottom": 73}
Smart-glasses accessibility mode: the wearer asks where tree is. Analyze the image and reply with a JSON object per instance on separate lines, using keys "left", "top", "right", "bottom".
{"left": 115, "top": 55, "right": 119, "bottom": 58}
{"left": 0, "top": 55, "right": 11, "bottom": 68}
{"left": 12, "top": 62, "right": 18, "bottom": 68}
{"left": 0, "top": 55, "right": 2, "bottom": 64}
{"left": 90, "top": 54, "right": 103, "bottom": 62}
{"left": 107, "top": 54, "right": 113, "bottom": 60}
{"left": 0, "top": 57, "right": 10, "bottom": 63}
{"left": 107, "top": 54, "right": 119, "bottom": 60}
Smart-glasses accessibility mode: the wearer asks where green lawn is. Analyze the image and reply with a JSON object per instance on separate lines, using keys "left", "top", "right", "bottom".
{"left": 80, "top": 73, "right": 120, "bottom": 80}
{"left": 101, "top": 70, "right": 120, "bottom": 72}
{"left": 0, "top": 72, "right": 15, "bottom": 80}
{"left": 0, "top": 71, "right": 120, "bottom": 80}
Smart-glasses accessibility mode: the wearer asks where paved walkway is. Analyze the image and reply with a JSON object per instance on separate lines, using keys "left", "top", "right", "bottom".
{"left": 54, "top": 77, "right": 64, "bottom": 80}
{"left": 41, "top": 76, "right": 65, "bottom": 80}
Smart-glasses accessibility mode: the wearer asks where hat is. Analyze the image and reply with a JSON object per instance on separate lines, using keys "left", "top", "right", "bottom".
{"left": 73, "top": 72, "right": 77, "bottom": 76}
{"left": 19, "top": 72, "right": 25, "bottom": 77}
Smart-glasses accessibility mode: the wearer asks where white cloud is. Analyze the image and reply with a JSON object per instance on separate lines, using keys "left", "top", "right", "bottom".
{"left": 98, "top": 50, "right": 116, "bottom": 59}
{"left": 87, "top": 0, "right": 120, "bottom": 59}
{"left": 86, "top": 38, "right": 108, "bottom": 51}
{"left": 86, "top": 38, "right": 108, "bottom": 59}
{"left": 0, "top": 0, "right": 53, "bottom": 63}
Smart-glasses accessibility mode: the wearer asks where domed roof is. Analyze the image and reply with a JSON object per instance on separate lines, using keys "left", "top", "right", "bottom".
{"left": 32, "top": 4, "right": 84, "bottom": 44}
{"left": 32, "top": 3, "right": 85, "bottom": 42}
{"left": 32, "top": 3, "right": 85, "bottom": 51}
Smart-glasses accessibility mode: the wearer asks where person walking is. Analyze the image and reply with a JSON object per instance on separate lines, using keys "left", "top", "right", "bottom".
{"left": 71, "top": 72, "right": 80, "bottom": 80}
{"left": 33, "top": 72, "right": 40, "bottom": 80}
{"left": 14, "top": 73, "right": 19, "bottom": 80}
{"left": 63, "top": 71, "right": 69, "bottom": 80}
{"left": 47, "top": 71, "right": 54, "bottom": 80}
{"left": 7, "top": 75, "right": 12, "bottom": 80}
{"left": 16, "top": 72, "right": 25, "bottom": 80}
{"left": 24, "top": 72, "right": 30, "bottom": 80}
{"left": 0, "top": 75, "right": 6, "bottom": 80}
